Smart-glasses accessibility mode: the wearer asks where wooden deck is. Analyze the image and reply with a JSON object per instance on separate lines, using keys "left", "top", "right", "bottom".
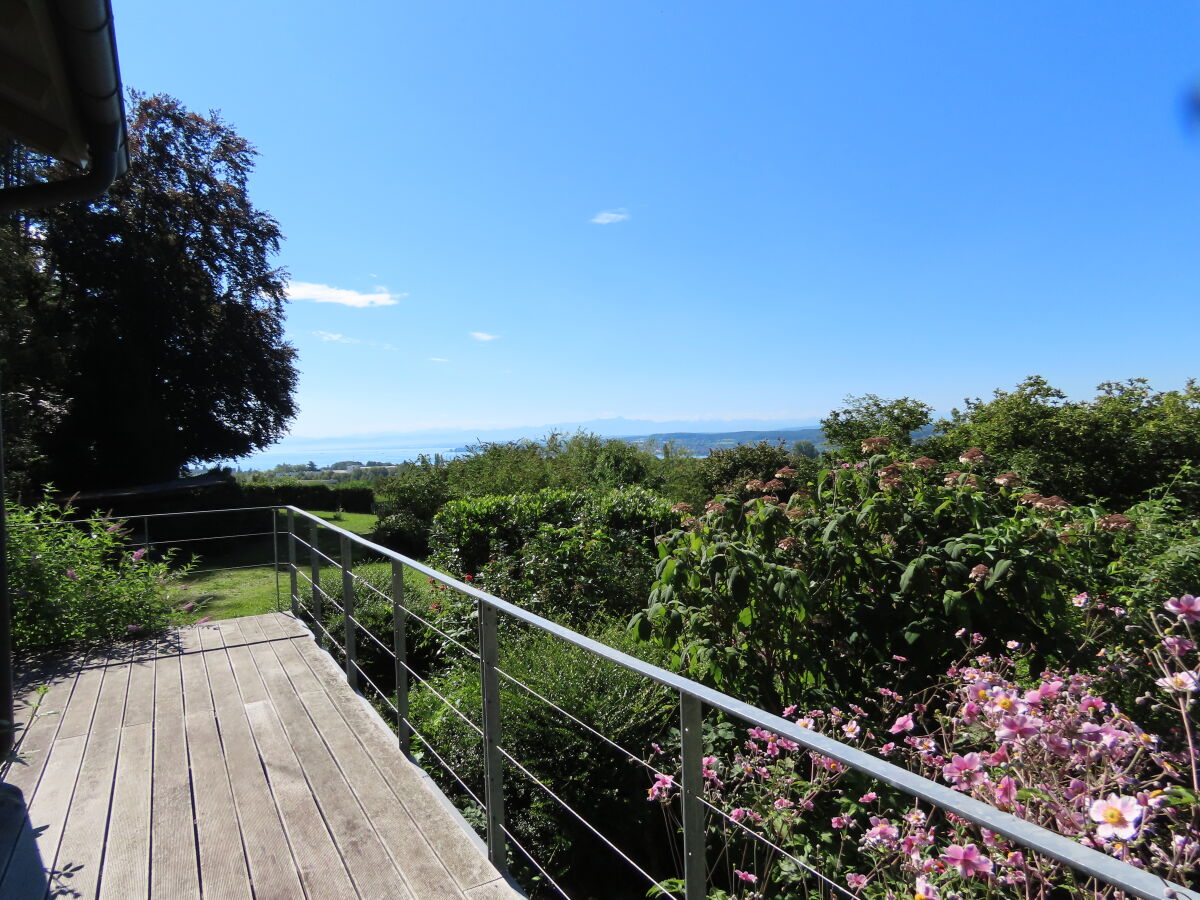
{"left": 0, "top": 613, "right": 520, "bottom": 899}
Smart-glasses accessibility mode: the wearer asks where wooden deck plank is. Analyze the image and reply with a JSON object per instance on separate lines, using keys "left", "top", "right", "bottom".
{"left": 2, "top": 671, "right": 77, "bottom": 792}
{"left": 55, "top": 666, "right": 103, "bottom": 740}
{"left": 243, "top": 699, "right": 359, "bottom": 899}
{"left": 290, "top": 635, "right": 502, "bottom": 893}
{"left": 0, "top": 786, "right": 50, "bottom": 899}
{"left": 298, "top": 687, "right": 465, "bottom": 900}
{"left": 0, "top": 672, "right": 78, "bottom": 890}
{"left": 17, "top": 733, "right": 86, "bottom": 897}
{"left": 247, "top": 639, "right": 414, "bottom": 900}
{"left": 51, "top": 662, "right": 129, "bottom": 898}
{"left": 237, "top": 615, "right": 268, "bottom": 644}
{"left": 268, "top": 627, "right": 322, "bottom": 695}
{"left": 149, "top": 654, "right": 200, "bottom": 900}
{"left": 224, "top": 620, "right": 268, "bottom": 706}
{"left": 98, "top": 721, "right": 152, "bottom": 900}
{"left": 205, "top": 641, "right": 306, "bottom": 899}
{"left": 122, "top": 656, "right": 156, "bottom": 728}
{"left": 180, "top": 643, "right": 212, "bottom": 714}
{"left": 197, "top": 621, "right": 225, "bottom": 651}
{"left": 3, "top": 613, "right": 515, "bottom": 900}
{"left": 184, "top": 711, "right": 253, "bottom": 900}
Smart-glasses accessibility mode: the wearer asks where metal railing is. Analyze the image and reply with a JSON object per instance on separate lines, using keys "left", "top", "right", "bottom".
{"left": 276, "top": 505, "right": 1198, "bottom": 900}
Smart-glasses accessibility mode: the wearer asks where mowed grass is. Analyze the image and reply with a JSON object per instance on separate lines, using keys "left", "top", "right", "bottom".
{"left": 174, "top": 509, "right": 379, "bottom": 624}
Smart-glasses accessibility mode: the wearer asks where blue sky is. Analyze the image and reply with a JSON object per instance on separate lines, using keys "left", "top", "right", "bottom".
{"left": 114, "top": 2, "right": 1200, "bottom": 441}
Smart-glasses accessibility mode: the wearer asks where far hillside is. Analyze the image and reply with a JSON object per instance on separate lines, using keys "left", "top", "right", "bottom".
{"left": 625, "top": 426, "right": 826, "bottom": 456}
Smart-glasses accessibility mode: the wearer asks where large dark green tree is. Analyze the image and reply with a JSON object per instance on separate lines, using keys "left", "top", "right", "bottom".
{"left": 25, "top": 93, "right": 297, "bottom": 487}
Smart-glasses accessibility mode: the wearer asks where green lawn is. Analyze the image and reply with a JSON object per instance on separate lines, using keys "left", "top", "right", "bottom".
{"left": 308, "top": 509, "right": 377, "bottom": 536}
{"left": 174, "top": 509, "right": 379, "bottom": 623}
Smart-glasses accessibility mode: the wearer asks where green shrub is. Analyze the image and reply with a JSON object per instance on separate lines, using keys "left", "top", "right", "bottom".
{"left": 429, "top": 486, "right": 681, "bottom": 624}
{"left": 239, "top": 480, "right": 374, "bottom": 513}
{"left": 372, "top": 456, "right": 452, "bottom": 556}
{"left": 408, "top": 623, "right": 677, "bottom": 895}
{"left": 697, "top": 441, "right": 819, "bottom": 500}
{"left": 6, "top": 498, "right": 189, "bottom": 652}
{"left": 316, "top": 561, "right": 477, "bottom": 691}
{"left": 633, "top": 454, "right": 1148, "bottom": 709}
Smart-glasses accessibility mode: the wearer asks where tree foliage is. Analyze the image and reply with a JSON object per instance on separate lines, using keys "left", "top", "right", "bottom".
{"left": 928, "top": 376, "right": 1200, "bottom": 510}
{"left": 3, "top": 93, "right": 297, "bottom": 489}
{"left": 820, "top": 393, "right": 934, "bottom": 451}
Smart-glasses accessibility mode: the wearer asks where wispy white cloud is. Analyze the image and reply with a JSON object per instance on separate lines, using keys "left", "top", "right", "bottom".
{"left": 590, "top": 208, "right": 630, "bottom": 225}
{"left": 429, "top": 357, "right": 450, "bottom": 363}
{"left": 312, "top": 330, "right": 360, "bottom": 344}
{"left": 288, "top": 281, "right": 405, "bottom": 308}
{"left": 470, "top": 331, "right": 499, "bottom": 341}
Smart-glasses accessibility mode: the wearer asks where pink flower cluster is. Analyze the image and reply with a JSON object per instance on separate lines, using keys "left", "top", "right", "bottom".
{"left": 657, "top": 592, "right": 1200, "bottom": 897}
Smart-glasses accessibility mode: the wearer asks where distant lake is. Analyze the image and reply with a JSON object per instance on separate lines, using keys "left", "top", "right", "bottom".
{"left": 225, "top": 446, "right": 468, "bottom": 471}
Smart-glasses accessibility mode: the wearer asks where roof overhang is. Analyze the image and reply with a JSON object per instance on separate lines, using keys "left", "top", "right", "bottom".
{"left": 0, "top": 0, "right": 129, "bottom": 212}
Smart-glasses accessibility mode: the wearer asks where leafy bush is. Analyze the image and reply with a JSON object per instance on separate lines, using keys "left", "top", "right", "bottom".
{"left": 430, "top": 486, "right": 682, "bottom": 624}
{"left": 633, "top": 453, "right": 1153, "bottom": 710}
{"left": 6, "top": 498, "right": 189, "bottom": 652}
{"left": 698, "top": 442, "right": 820, "bottom": 500}
{"left": 408, "top": 623, "right": 678, "bottom": 896}
{"left": 925, "top": 377, "right": 1200, "bottom": 511}
{"left": 372, "top": 455, "right": 452, "bottom": 555}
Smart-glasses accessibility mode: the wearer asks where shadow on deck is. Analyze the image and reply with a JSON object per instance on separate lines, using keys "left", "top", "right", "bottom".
{"left": 0, "top": 613, "right": 519, "bottom": 899}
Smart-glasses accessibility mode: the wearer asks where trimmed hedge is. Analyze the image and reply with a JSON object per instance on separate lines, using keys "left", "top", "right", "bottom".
{"left": 238, "top": 481, "right": 374, "bottom": 513}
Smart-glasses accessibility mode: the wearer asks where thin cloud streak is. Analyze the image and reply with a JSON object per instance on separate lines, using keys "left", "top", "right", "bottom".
{"left": 288, "top": 281, "right": 405, "bottom": 308}
{"left": 470, "top": 331, "right": 499, "bottom": 341}
{"left": 429, "top": 357, "right": 450, "bottom": 363}
{"left": 590, "top": 208, "right": 629, "bottom": 224}
{"left": 313, "top": 330, "right": 359, "bottom": 344}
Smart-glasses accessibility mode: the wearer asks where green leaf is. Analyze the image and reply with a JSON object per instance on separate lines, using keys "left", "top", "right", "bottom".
{"left": 984, "top": 558, "right": 1012, "bottom": 589}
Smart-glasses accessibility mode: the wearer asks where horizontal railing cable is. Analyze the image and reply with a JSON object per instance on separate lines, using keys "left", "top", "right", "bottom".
{"left": 348, "top": 659, "right": 399, "bottom": 715}
{"left": 347, "top": 616, "right": 397, "bottom": 659}
{"left": 306, "top": 615, "right": 342, "bottom": 652}
{"left": 501, "top": 824, "right": 571, "bottom": 900}
{"left": 187, "top": 562, "right": 275, "bottom": 576}
{"left": 494, "top": 665, "right": 662, "bottom": 778}
{"left": 143, "top": 531, "right": 274, "bottom": 547}
{"left": 496, "top": 745, "right": 678, "bottom": 900}
{"left": 290, "top": 534, "right": 344, "bottom": 570}
{"left": 10, "top": 506, "right": 282, "bottom": 528}
{"left": 350, "top": 572, "right": 393, "bottom": 604}
{"left": 405, "top": 718, "right": 485, "bottom": 810}
{"left": 395, "top": 656, "right": 483, "bottom": 738}
{"left": 694, "top": 792, "right": 856, "bottom": 899}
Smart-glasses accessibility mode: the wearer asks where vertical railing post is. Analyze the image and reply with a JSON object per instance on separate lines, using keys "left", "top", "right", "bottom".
{"left": 142, "top": 515, "right": 150, "bottom": 557}
{"left": 341, "top": 534, "right": 358, "bottom": 692}
{"left": 390, "top": 559, "right": 409, "bottom": 748}
{"left": 272, "top": 508, "right": 281, "bottom": 611}
{"left": 680, "top": 692, "right": 706, "bottom": 900}
{"left": 287, "top": 509, "right": 298, "bottom": 616}
{"left": 478, "top": 600, "right": 507, "bottom": 873}
{"left": 309, "top": 521, "right": 323, "bottom": 648}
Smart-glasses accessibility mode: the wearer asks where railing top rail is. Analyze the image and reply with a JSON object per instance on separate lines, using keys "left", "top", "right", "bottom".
{"left": 281, "top": 504, "right": 1194, "bottom": 900}
{"left": 8, "top": 505, "right": 282, "bottom": 526}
